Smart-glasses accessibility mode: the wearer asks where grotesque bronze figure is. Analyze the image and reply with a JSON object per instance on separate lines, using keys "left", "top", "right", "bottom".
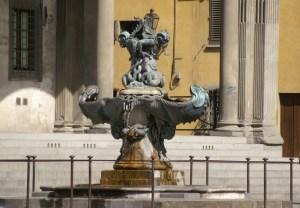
{"left": 79, "top": 10, "right": 209, "bottom": 185}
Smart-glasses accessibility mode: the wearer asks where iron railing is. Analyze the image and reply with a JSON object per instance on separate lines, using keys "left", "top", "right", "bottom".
{"left": 0, "top": 156, "right": 299, "bottom": 208}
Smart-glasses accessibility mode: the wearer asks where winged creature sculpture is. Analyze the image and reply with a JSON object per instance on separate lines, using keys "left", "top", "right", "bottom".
{"left": 79, "top": 85, "right": 209, "bottom": 170}
{"left": 79, "top": 10, "right": 209, "bottom": 172}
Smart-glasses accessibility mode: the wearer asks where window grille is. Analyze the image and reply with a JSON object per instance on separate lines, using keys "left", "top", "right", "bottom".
{"left": 194, "top": 88, "right": 220, "bottom": 135}
{"left": 12, "top": 9, "right": 35, "bottom": 71}
{"left": 9, "top": 0, "right": 42, "bottom": 81}
{"left": 209, "top": 0, "right": 222, "bottom": 47}
{"left": 119, "top": 21, "right": 141, "bottom": 34}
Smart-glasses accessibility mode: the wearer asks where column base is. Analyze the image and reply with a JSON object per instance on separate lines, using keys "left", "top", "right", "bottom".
{"left": 246, "top": 126, "right": 283, "bottom": 145}
{"left": 53, "top": 122, "right": 90, "bottom": 133}
{"left": 211, "top": 124, "right": 283, "bottom": 145}
{"left": 85, "top": 123, "right": 111, "bottom": 133}
{"left": 210, "top": 125, "right": 244, "bottom": 137}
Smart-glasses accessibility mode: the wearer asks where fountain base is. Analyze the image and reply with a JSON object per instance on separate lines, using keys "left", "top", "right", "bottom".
{"left": 100, "top": 169, "right": 184, "bottom": 186}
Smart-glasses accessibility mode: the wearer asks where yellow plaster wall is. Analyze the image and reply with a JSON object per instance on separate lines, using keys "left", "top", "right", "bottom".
{"left": 114, "top": 0, "right": 220, "bottom": 134}
{"left": 114, "top": 0, "right": 175, "bottom": 91}
{"left": 114, "top": 0, "right": 220, "bottom": 96}
{"left": 113, "top": 0, "right": 299, "bottom": 134}
{"left": 278, "top": 0, "right": 300, "bottom": 93}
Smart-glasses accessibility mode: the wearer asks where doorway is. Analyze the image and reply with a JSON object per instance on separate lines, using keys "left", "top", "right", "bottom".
{"left": 280, "top": 93, "right": 300, "bottom": 157}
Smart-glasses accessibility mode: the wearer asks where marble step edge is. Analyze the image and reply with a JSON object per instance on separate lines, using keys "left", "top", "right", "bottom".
{"left": 0, "top": 142, "right": 282, "bottom": 152}
{"left": 0, "top": 133, "right": 248, "bottom": 143}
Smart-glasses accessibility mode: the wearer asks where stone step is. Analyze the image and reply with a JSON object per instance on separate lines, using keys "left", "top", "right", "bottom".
{"left": 0, "top": 133, "right": 248, "bottom": 144}
{"left": 170, "top": 136, "right": 248, "bottom": 144}
{"left": 0, "top": 133, "right": 295, "bottom": 201}
{"left": 167, "top": 150, "right": 282, "bottom": 158}
{"left": 3, "top": 142, "right": 266, "bottom": 151}
{"left": 0, "top": 133, "right": 112, "bottom": 140}
{"left": 0, "top": 145, "right": 282, "bottom": 156}
{"left": 165, "top": 143, "right": 265, "bottom": 151}
{"left": 173, "top": 161, "right": 300, "bottom": 170}
{"left": 0, "top": 147, "right": 282, "bottom": 155}
{"left": 0, "top": 146, "right": 281, "bottom": 154}
{"left": 3, "top": 161, "right": 295, "bottom": 171}
{"left": 1, "top": 162, "right": 299, "bottom": 178}
{"left": 0, "top": 134, "right": 281, "bottom": 160}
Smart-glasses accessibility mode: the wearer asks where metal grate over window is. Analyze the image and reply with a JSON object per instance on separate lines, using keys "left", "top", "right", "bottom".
{"left": 12, "top": 9, "right": 35, "bottom": 71}
{"left": 119, "top": 21, "right": 141, "bottom": 34}
{"left": 209, "top": 0, "right": 222, "bottom": 46}
{"left": 9, "top": 0, "right": 42, "bottom": 81}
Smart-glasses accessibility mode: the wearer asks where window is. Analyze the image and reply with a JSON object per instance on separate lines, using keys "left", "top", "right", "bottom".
{"left": 119, "top": 21, "right": 140, "bottom": 34}
{"left": 12, "top": 9, "right": 35, "bottom": 71}
{"left": 9, "top": 0, "right": 42, "bottom": 81}
{"left": 114, "top": 20, "right": 141, "bottom": 43}
{"left": 209, "top": 0, "right": 222, "bottom": 47}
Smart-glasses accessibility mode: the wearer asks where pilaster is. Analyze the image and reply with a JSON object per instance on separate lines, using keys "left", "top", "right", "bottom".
{"left": 238, "top": 0, "right": 255, "bottom": 127}
{"left": 215, "top": 0, "right": 283, "bottom": 144}
{"left": 261, "top": 0, "right": 282, "bottom": 144}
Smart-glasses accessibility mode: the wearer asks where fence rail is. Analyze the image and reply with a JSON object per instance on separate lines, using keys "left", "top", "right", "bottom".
{"left": 0, "top": 156, "right": 299, "bottom": 208}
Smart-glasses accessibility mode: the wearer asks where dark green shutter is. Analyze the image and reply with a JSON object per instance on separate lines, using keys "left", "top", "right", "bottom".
{"left": 209, "top": 0, "right": 222, "bottom": 46}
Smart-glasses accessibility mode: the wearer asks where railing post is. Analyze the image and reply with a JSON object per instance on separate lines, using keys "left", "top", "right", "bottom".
{"left": 246, "top": 157, "right": 250, "bottom": 193}
{"left": 31, "top": 155, "right": 36, "bottom": 193}
{"left": 263, "top": 158, "right": 268, "bottom": 208}
{"left": 26, "top": 155, "right": 31, "bottom": 208}
{"left": 151, "top": 155, "right": 155, "bottom": 208}
{"left": 205, "top": 156, "right": 210, "bottom": 186}
{"left": 189, "top": 155, "right": 194, "bottom": 185}
{"left": 289, "top": 158, "right": 294, "bottom": 203}
{"left": 88, "top": 156, "right": 93, "bottom": 208}
{"left": 70, "top": 155, "right": 75, "bottom": 208}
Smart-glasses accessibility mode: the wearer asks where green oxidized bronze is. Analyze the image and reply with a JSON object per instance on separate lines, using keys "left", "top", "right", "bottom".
{"left": 119, "top": 9, "right": 168, "bottom": 88}
{"left": 79, "top": 10, "right": 209, "bottom": 186}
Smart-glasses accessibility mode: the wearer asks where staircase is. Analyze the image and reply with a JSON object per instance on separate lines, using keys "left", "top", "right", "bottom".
{"left": 0, "top": 133, "right": 299, "bottom": 205}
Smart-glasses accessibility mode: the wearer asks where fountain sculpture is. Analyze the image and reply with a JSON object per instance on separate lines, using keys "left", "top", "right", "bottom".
{"left": 38, "top": 11, "right": 259, "bottom": 207}
{"left": 79, "top": 9, "right": 209, "bottom": 186}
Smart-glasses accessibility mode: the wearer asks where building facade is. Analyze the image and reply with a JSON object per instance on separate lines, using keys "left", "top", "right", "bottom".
{"left": 0, "top": 0, "right": 299, "bottom": 156}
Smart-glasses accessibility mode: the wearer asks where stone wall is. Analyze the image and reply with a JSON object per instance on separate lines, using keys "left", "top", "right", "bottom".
{"left": 0, "top": 0, "right": 56, "bottom": 132}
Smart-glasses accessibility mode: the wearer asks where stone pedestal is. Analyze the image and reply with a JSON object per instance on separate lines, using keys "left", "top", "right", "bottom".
{"left": 113, "top": 135, "right": 170, "bottom": 170}
{"left": 40, "top": 185, "right": 247, "bottom": 200}
{"left": 100, "top": 170, "right": 184, "bottom": 186}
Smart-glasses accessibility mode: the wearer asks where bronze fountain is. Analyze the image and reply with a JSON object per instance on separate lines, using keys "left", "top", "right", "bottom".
{"left": 79, "top": 9, "right": 209, "bottom": 186}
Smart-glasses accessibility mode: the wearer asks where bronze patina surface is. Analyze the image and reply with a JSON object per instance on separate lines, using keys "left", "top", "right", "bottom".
{"left": 79, "top": 85, "right": 208, "bottom": 173}
{"left": 79, "top": 10, "right": 209, "bottom": 186}
{"left": 100, "top": 169, "right": 184, "bottom": 186}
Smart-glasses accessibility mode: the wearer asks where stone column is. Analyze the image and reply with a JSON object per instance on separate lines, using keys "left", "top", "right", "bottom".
{"left": 217, "top": 0, "right": 242, "bottom": 135}
{"left": 260, "top": 0, "right": 282, "bottom": 144}
{"left": 96, "top": 0, "right": 114, "bottom": 98}
{"left": 82, "top": 0, "right": 114, "bottom": 132}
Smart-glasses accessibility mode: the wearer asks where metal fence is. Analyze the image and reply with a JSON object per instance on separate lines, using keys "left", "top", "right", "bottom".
{"left": 0, "top": 156, "right": 299, "bottom": 208}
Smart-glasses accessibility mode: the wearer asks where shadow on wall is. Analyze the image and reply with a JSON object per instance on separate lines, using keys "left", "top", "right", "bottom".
{"left": 54, "top": 0, "right": 99, "bottom": 124}
{"left": 0, "top": 0, "right": 59, "bottom": 132}
{"left": 0, "top": 0, "right": 105, "bottom": 133}
{"left": 0, "top": 85, "right": 55, "bottom": 133}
